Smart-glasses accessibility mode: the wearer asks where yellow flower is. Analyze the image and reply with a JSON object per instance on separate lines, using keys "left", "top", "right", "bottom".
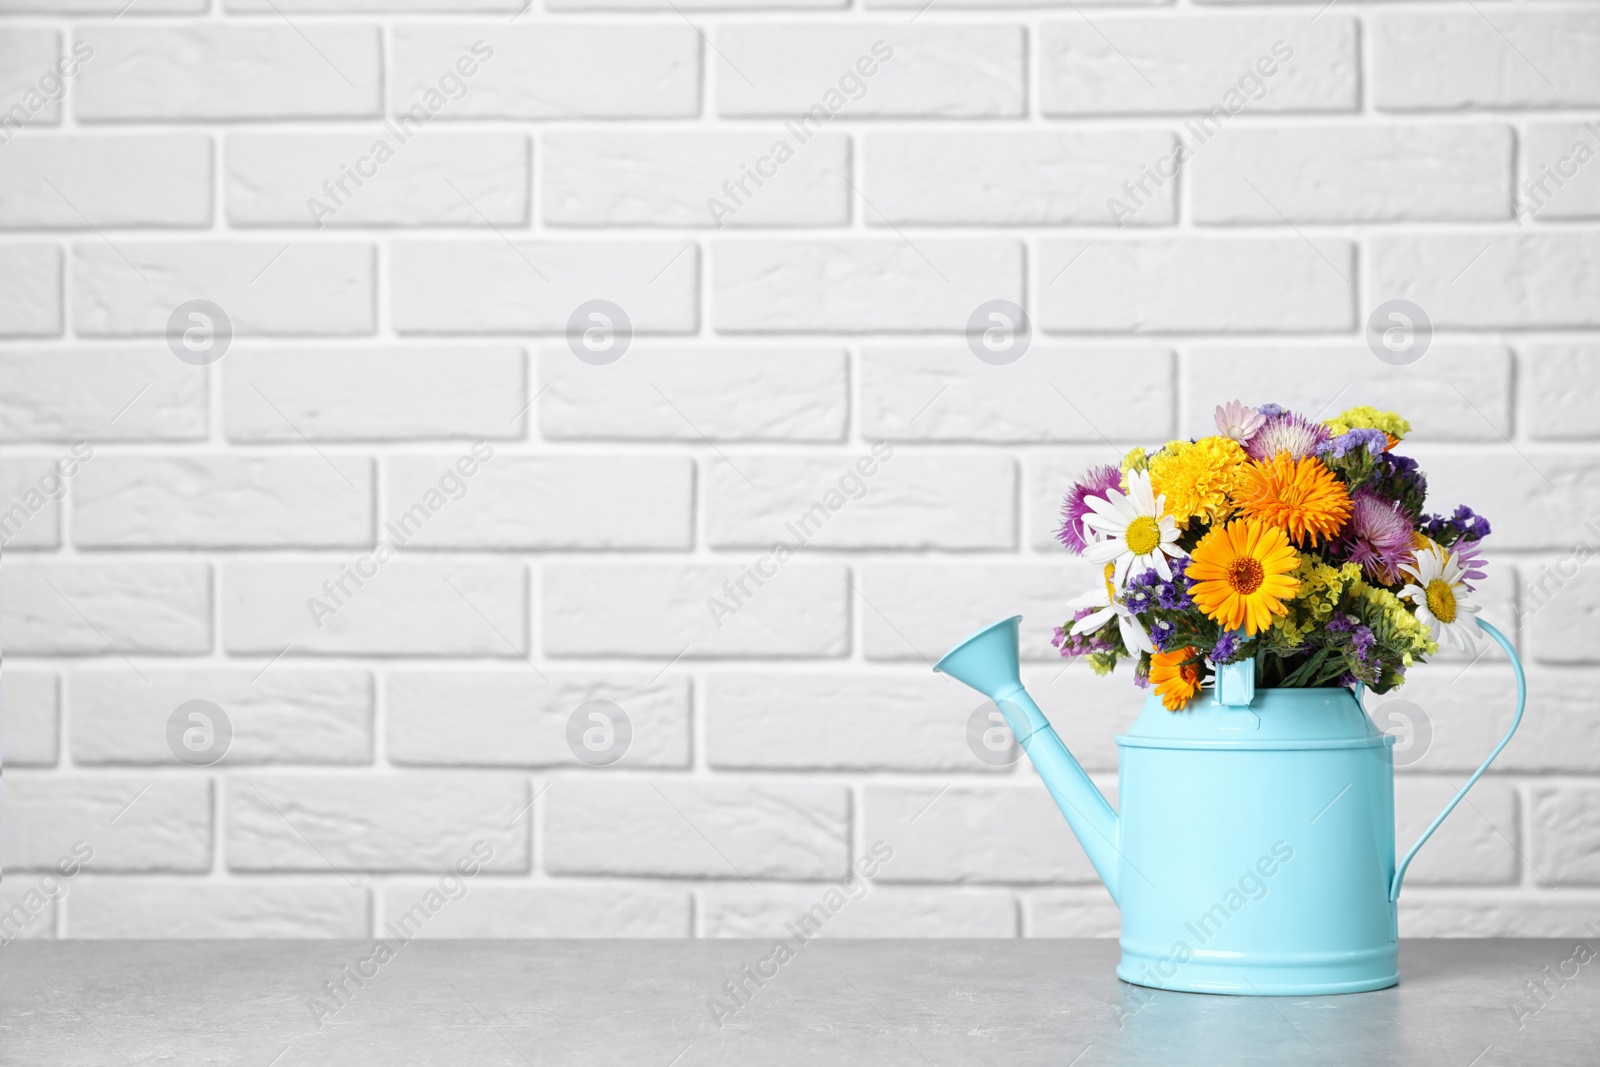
{"left": 1233, "top": 454, "right": 1352, "bottom": 546}
{"left": 1272, "top": 558, "right": 1362, "bottom": 649}
{"left": 1120, "top": 446, "right": 1150, "bottom": 476}
{"left": 1353, "top": 579, "right": 1439, "bottom": 662}
{"left": 1186, "top": 520, "right": 1302, "bottom": 636}
{"left": 1150, "top": 647, "right": 1202, "bottom": 711}
{"left": 1324, "top": 406, "right": 1412, "bottom": 443}
{"left": 1149, "top": 436, "right": 1248, "bottom": 527}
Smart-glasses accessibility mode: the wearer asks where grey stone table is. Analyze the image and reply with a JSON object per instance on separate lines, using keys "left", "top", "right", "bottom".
{"left": 3, "top": 940, "right": 1596, "bottom": 1066}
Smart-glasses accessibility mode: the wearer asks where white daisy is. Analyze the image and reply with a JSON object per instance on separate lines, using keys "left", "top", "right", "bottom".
{"left": 1081, "top": 468, "right": 1184, "bottom": 589}
{"left": 1070, "top": 563, "right": 1154, "bottom": 655}
{"left": 1398, "top": 543, "right": 1482, "bottom": 653}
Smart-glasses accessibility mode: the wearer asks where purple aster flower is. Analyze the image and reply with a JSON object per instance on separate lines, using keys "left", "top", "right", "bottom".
{"left": 1318, "top": 428, "right": 1389, "bottom": 460}
{"left": 1454, "top": 539, "right": 1488, "bottom": 591}
{"left": 1056, "top": 464, "right": 1123, "bottom": 555}
{"left": 1332, "top": 489, "right": 1416, "bottom": 585}
{"left": 1245, "top": 411, "right": 1332, "bottom": 462}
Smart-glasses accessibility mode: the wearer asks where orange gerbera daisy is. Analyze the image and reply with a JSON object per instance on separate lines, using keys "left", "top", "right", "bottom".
{"left": 1186, "top": 520, "right": 1302, "bottom": 636}
{"left": 1150, "top": 647, "right": 1203, "bottom": 711}
{"left": 1233, "top": 454, "right": 1352, "bottom": 546}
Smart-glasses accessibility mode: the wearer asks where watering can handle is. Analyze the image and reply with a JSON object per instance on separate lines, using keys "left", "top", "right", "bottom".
{"left": 1388, "top": 618, "right": 1526, "bottom": 902}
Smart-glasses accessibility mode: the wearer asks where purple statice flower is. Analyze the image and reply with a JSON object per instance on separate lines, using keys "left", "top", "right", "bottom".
{"left": 1257, "top": 403, "right": 1286, "bottom": 418}
{"left": 1326, "top": 612, "right": 1354, "bottom": 634}
{"left": 1318, "top": 428, "right": 1389, "bottom": 460}
{"left": 1157, "top": 572, "right": 1194, "bottom": 611}
{"left": 1336, "top": 672, "right": 1361, "bottom": 688}
{"left": 1245, "top": 411, "right": 1332, "bottom": 462}
{"left": 1351, "top": 624, "right": 1376, "bottom": 664}
{"left": 1056, "top": 464, "right": 1123, "bottom": 555}
{"left": 1123, "top": 566, "right": 1193, "bottom": 613}
{"left": 1454, "top": 539, "right": 1488, "bottom": 591}
{"left": 1149, "top": 619, "right": 1178, "bottom": 651}
{"left": 1332, "top": 489, "right": 1415, "bottom": 585}
{"left": 1422, "top": 504, "right": 1492, "bottom": 546}
{"left": 1211, "top": 630, "right": 1242, "bottom": 663}
{"left": 1053, "top": 609, "right": 1114, "bottom": 658}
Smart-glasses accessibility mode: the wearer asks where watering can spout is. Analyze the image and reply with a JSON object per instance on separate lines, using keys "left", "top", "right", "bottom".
{"left": 934, "top": 616, "right": 1122, "bottom": 905}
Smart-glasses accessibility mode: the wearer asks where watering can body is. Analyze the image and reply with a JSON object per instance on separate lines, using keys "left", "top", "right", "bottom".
{"left": 934, "top": 615, "right": 1525, "bottom": 997}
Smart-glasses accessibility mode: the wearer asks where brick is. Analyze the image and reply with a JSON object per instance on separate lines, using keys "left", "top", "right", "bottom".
{"left": 707, "top": 672, "right": 1014, "bottom": 772}
{"left": 1, "top": 454, "right": 67, "bottom": 549}
{"left": 75, "top": 26, "right": 381, "bottom": 121}
{"left": 1184, "top": 347, "right": 1513, "bottom": 440}
{"left": 1394, "top": 778, "right": 1518, "bottom": 886}
{"left": 543, "top": 131, "right": 848, "bottom": 227}
{"left": 1521, "top": 124, "right": 1600, "bottom": 222}
{"left": 383, "top": 885, "right": 689, "bottom": 938}
{"left": 229, "top": 0, "right": 521, "bottom": 12}
{"left": 716, "top": 25, "right": 1022, "bottom": 118}
{"left": 1037, "top": 238, "right": 1353, "bottom": 333}
{"left": 390, "top": 240, "right": 696, "bottom": 334}
{"left": 863, "top": 130, "right": 1177, "bottom": 225}
{"left": 1, "top": 0, "right": 202, "bottom": 10}
{"left": 225, "top": 347, "right": 525, "bottom": 442}
{"left": 74, "top": 455, "right": 374, "bottom": 548}
{"left": 222, "top": 560, "right": 525, "bottom": 657}
{"left": 1527, "top": 567, "right": 1600, "bottom": 666}
{"left": 1523, "top": 345, "right": 1600, "bottom": 440}
{"left": 391, "top": 25, "right": 698, "bottom": 119}
{"left": 227, "top": 774, "right": 529, "bottom": 872}
{"left": 0, "top": 350, "right": 207, "bottom": 442}
{"left": 544, "top": 563, "right": 848, "bottom": 658}
{"left": 1041, "top": 17, "right": 1357, "bottom": 115}
{"left": 1406, "top": 446, "right": 1600, "bottom": 553}
{"left": 0, "top": 244, "right": 61, "bottom": 337}
{"left": 1027, "top": 890, "right": 1121, "bottom": 937}
{"left": 545, "top": 779, "right": 848, "bottom": 879}
{"left": 714, "top": 239, "right": 1022, "bottom": 333}
{"left": 384, "top": 455, "right": 691, "bottom": 549}
{"left": 552, "top": 0, "right": 840, "bottom": 9}
{"left": 0, "top": 135, "right": 212, "bottom": 228}
{"left": 1370, "top": 233, "right": 1600, "bottom": 329}
{"left": 226, "top": 133, "right": 528, "bottom": 227}
{"left": 1398, "top": 896, "right": 1600, "bottom": 938}
{"left": 70, "top": 670, "right": 372, "bottom": 766}
{"left": 864, "top": 784, "right": 1110, "bottom": 883}
{"left": 67, "top": 882, "right": 369, "bottom": 938}
{"left": 3, "top": 776, "right": 211, "bottom": 872}
{"left": 1368, "top": 667, "right": 1599, "bottom": 775}
{"left": 703, "top": 886, "right": 1018, "bottom": 938}
{"left": 0, "top": 29, "right": 62, "bottom": 126}
{"left": 1375, "top": 12, "right": 1600, "bottom": 111}
{"left": 3, "top": 672, "right": 58, "bottom": 767}
{"left": 1, "top": 877, "right": 56, "bottom": 941}
{"left": 1531, "top": 787, "right": 1600, "bottom": 886}
{"left": 706, "top": 451, "right": 1013, "bottom": 550}
{"left": 860, "top": 563, "right": 1100, "bottom": 663}
{"left": 1192, "top": 125, "right": 1512, "bottom": 223}
{"left": 538, "top": 345, "right": 847, "bottom": 442}
{"left": 4, "top": 561, "right": 210, "bottom": 655}
{"left": 860, "top": 345, "right": 1174, "bottom": 442}
{"left": 73, "top": 241, "right": 375, "bottom": 336}
{"left": 386, "top": 671, "right": 689, "bottom": 767}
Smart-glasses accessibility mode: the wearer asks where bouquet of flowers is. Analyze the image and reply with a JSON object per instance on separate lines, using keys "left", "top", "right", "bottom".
{"left": 1053, "top": 403, "right": 1492, "bottom": 711}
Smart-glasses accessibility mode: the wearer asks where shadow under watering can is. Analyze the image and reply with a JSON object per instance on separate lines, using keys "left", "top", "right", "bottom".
{"left": 934, "top": 615, "right": 1525, "bottom": 996}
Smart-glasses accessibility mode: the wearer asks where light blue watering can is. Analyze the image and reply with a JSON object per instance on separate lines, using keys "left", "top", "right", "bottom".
{"left": 934, "top": 615, "right": 1525, "bottom": 996}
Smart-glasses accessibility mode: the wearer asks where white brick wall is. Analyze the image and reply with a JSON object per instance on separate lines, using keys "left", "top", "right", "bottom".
{"left": 1, "top": 3, "right": 1597, "bottom": 943}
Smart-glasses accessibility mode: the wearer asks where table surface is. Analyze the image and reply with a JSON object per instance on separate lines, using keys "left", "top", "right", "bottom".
{"left": 3, "top": 939, "right": 1596, "bottom": 1066}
